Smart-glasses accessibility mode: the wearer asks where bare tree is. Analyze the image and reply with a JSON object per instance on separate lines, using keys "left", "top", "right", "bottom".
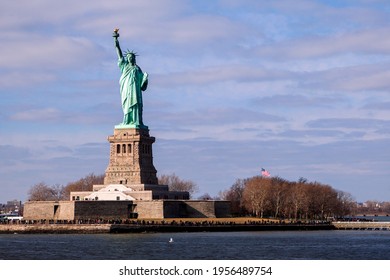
{"left": 287, "top": 178, "right": 315, "bottom": 220}
{"left": 52, "top": 183, "right": 67, "bottom": 201}
{"left": 198, "top": 193, "right": 213, "bottom": 200}
{"left": 269, "top": 177, "right": 289, "bottom": 218}
{"left": 62, "top": 173, "right": 104, "bottom": 200}
{"left": 335, "top": 191, "right": 356, "bottom": 218}
{"left": 27, "top": 182, "right": 63, "bottom": 201}
{"left": 242, "top": 176, "right": 271, "bottom": 218}
{"left": 318, "top": 183, "right": 338, "bottom": 219}
{"left": 158, "top": 173, "right": 198, "bottom": 198}
{"left": 220, "top": 179, "right": 246, "bottom": 215}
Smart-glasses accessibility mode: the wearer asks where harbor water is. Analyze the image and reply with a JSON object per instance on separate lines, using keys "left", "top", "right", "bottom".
{"left": 1, "top": 230, "right": 390, "bottom": 260}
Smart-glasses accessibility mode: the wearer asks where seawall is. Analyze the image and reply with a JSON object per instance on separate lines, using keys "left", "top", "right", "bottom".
{"left": 333, "top": 221, "right": 390, "bottom": 230}
{"left": 109, "top": 224, "right": 334, "bottom": 233}
{"left": 0, "top": 224, "right": 111, "bottom": 234}
{"left": 0, "top": 223, "right": 334, "bottom": 234}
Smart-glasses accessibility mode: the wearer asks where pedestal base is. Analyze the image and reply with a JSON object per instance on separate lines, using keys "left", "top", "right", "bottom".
{"left": 104, "top": 127, "right": 158, "bottom": 185}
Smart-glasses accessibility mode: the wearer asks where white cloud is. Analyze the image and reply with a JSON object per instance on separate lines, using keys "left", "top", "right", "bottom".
{"left": 0, "top": 72, "right": 56, "bottom": 88}
{"left": 363, "top": 101, "right": 390, "bottom": 110}
{"left": 10, "top": 108, "right": 61, "bottom": 122}
{"left": 153, "top": 64, "right": 294, "bottom": 87}
{"left": 255, "top": 27, "right": 390, "bottom": 60}
{"left": 0, "top": 34, "right": 103, "bottom": 70}
{"left": 312, "top": 63, "right": 390, "bottom": 91}
{"left": 306, "top": 118, "right": 390, "bottom": 130}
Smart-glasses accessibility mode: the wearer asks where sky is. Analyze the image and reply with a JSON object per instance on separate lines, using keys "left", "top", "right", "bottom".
{"left": 1, "top": 0, "right": 389, "bottom": 203}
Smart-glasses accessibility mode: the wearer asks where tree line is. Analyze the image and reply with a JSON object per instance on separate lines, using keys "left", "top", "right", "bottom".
{"left": 27, "top": 173, "right": 105, "bottom": 201}
{"left": 219, "top": 176, "right": 356, "bottom": 220}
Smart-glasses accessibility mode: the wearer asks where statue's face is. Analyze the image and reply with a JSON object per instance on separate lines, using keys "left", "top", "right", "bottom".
{"left": 127, "top": 54, "right": 136, "bottom": 64}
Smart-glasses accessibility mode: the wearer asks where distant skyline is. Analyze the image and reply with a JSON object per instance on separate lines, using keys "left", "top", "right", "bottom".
{"left": 1, "top": 0, "right": 389, "bottom": 202}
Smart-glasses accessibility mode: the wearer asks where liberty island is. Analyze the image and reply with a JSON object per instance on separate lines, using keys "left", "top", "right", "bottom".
{"left": 2, "top": 30, "right": 386, "bottom": 234}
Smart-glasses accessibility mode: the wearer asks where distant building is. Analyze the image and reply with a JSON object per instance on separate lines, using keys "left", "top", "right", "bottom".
{"left": 1, "top": 200, "right": 23, "bottom": 215}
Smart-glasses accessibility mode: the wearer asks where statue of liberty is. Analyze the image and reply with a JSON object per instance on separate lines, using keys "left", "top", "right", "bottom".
{"left": 113, "top": 29, "right": 148, "bottom": 129}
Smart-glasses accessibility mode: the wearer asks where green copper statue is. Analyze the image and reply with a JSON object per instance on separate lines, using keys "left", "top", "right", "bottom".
{"left": 113, "top": 28, "right": 148, "bottom": 129}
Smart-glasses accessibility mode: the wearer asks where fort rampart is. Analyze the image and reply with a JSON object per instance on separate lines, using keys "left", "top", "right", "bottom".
{"left": 23, "top": 200, "right": 231, "bottom": 220}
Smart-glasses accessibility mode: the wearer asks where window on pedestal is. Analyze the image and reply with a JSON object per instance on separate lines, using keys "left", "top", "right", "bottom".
{"left": 116, "top": 144, "right": 121, "bottom": 154}
{"left": 122, "top": 144, "right": 126, "bottom": 153}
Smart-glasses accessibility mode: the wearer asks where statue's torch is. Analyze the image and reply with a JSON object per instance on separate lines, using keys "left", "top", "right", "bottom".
{"left": 113, "top": 28, "right": 120, "bottom": 38}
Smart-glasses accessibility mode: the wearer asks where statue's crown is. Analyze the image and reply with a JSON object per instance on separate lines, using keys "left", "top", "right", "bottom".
{"left": 124, "top": 49, "right": 138, "bottom": 57}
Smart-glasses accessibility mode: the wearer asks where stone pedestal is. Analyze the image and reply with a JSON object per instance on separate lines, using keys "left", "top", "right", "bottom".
{"left": 104, "top": 128, "right": 158, "bottom": 185}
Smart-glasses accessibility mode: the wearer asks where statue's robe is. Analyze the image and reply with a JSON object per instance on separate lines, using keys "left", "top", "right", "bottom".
{"left": 118, "top": 57, "right": 148, "bottom": 127}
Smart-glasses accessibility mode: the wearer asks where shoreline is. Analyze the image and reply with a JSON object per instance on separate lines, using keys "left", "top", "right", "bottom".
{"left": 2, "top": 218, "right": 390, "bottom": 234}
{"left": 110, "top": 223, "right": 335, "bottom": 233}
{"left": 0, "top": 223, "right": 334, "bottom": 234}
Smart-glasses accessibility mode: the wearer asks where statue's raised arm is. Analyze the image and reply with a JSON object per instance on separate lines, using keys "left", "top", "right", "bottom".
{"left": 113, "top": 28, "right": 123, "bottom": 59}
